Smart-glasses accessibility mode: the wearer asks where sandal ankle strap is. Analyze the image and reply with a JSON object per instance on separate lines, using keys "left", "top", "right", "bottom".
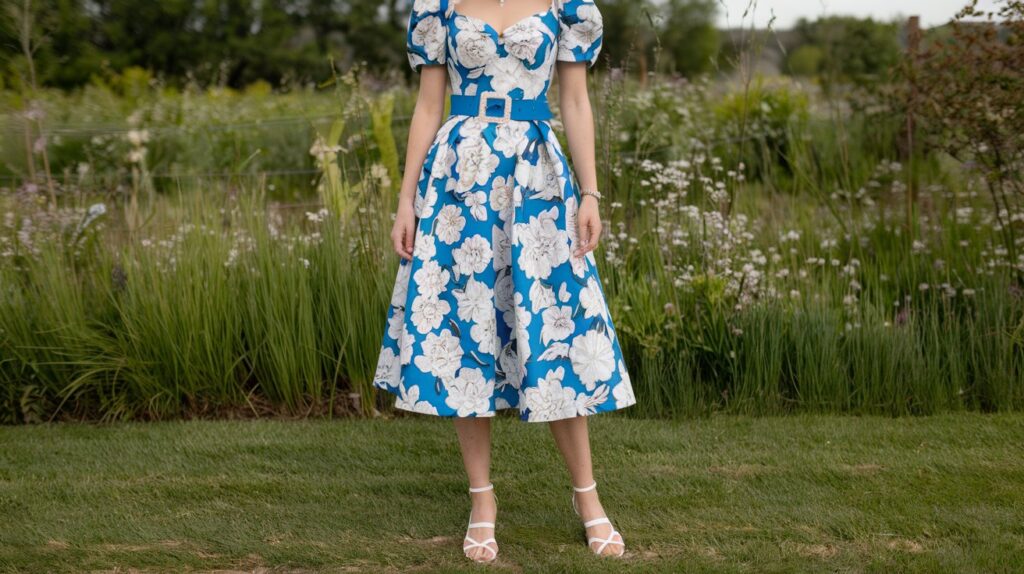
{"left": 468, "top": 483, "right": 494, "bottom": 493}
{"left": 572, "top": 481, "right": 598, "bottom": 493}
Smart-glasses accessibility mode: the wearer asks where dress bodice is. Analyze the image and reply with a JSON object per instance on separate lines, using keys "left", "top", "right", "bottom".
{"left": 407, "top": 0, "right": 604, "bottom": 99}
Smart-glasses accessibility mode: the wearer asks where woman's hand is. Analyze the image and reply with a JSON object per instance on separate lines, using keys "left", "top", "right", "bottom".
{"left": 391, "top": 199, "right": 417, "bottom": 261}
{"left": 392, "top": 65, "right": 447, "bottom": 261}
{"left": 574, "top": 195, "right": 602, "bottom": 258}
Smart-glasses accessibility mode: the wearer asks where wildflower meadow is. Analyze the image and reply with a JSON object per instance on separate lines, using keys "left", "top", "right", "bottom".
{"left": 2, "top": 41, "right": 1022, "bottom": 423}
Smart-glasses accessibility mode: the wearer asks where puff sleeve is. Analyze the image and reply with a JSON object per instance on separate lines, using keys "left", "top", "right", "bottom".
{"left": 406, "top": 0, "right": 449, "bottom": 72}
{"left": 556, "top": 0, "right": 604, "bottom": 67}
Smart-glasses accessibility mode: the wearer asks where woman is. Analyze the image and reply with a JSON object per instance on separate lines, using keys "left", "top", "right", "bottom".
{"left": 372, "top": 0, "right": 635, "bottom": 562}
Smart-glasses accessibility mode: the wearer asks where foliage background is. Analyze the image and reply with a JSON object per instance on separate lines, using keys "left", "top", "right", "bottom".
{"left": 1, "top": 0, "right": 1022, "bottom": 424}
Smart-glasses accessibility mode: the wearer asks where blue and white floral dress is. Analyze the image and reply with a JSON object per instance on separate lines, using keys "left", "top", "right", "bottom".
{"left": 372, "top": 0, "right": 636, "bottom": 422}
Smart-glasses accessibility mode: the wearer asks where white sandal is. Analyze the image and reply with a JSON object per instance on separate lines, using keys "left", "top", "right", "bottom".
{"left": 463, "top": 483, "right": 498, "bottom": 562}
{"left": 572, "top": 481, "right": 625, "bottom": 557}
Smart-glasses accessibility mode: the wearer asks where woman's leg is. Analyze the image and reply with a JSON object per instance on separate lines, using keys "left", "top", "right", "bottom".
{"left": 549, "top": 416, "right": 625, "bottom": 556}
{"left": 453, "top": 417, "right": 497, "bottom": 561}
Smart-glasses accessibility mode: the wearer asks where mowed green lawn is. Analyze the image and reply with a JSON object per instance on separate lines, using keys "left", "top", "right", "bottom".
{"left": 1, "top": 413, "right": 1023, "bottom": 573}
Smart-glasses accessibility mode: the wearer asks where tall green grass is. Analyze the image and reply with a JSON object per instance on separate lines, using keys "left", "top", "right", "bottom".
{"left": 1, "top": 74, "right": 1022, "bottom": 423}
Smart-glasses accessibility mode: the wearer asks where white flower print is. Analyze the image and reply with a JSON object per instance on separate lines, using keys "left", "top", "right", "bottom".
{"left": 456, "top": 136, "right": 500, "bottom": 193}
{"left": 493, "top": 123, "right": 529, "bottom": 159}
{"left": 435, "top": 204, "right": 466, "bottom": 245}
{"left": 387, "top": 308, "right": 405, "bottom": 340}
{"left": 453, "top": 234, "right": 492, "bottom": 277}
{"left": 411, "top": 16, "right": 447, "bottom": 66}
{"left": 410, "top": 294, "right": 451, "bottom": 335}
{"left": 537, "top": 341, "right": 570, "bottom": 361}
{"left": 492, "top": 223, "right": 512, "bottom": 271}
{"left": 455, "top": 277, "right": 494, "bottom": 324}
{"left": 390, "top": 263, "right": 412, "bottom": 307}
{"left": 415, "top": 329, "right": 464, "bottom": 380}
{"left": 412, "top": 0, "right": 440, "bottom": 15}
{"left": 396, "top": 382, "right": 439, "bottom": 415}
{"left": 503, "top": 290, "right": 532, "bottom": 333}
{"left": 434, "top": 117, "right": 459, "bottom": 142}
{"left": 373, "top": 346, "right": 400, "bottom": 387}
{"left": 458, "top": 117, "right": 488, "bottom": 140}
{"left": 522, "top": 367, "right": 578, "bottom": 422}
{"left": 558, "top": 282, "right": 571, "bottom": 303}
{"left": 579, "top": 276, "right": 608, "bottom": 321}
{"left": 495, "top": 272, "right": 514, "bottom": 313}
{"left": 558, "top": 4, "right": 603, "bottom": 61}
{"left": 455, "top": 23, "right": 498, "bottom": 69}
{"left": 515, "top": 146, "right": 564, "bottom": 201}
{"left": 529, "top": 280, "right": 556, "bottom": 313}
{"left": 445, "top": 367, "right": 494, "bottom": 416}
{"left": 613, "top": 360, "right": 635, "bottom": 408}
{"left": 515, "top": 206, "right": 570, "bottom": 280}
{"left": 541, "top": 305, "right": 574, "bottom": 344}
{"left": 471, "top": 314, "right": 498, "bottom": 355}
{"left": 485, "top": 55, "right": 525, "bottom": 93}
{"left": 485, "top": 55, "right": 547, "bottom": 99}
{"left": 414, "top": 232, "right": 437, "bottom": 261}
{"left": 498, "top": 343, "right": 524, "bottom": 389}
{"left": 413, "top": 260, "right": 451, "bottom": 297}
{"left": 569, "top": 329, "right": 615, "bottom": 389}
{"left": 490, "top": 175, "right": 515, "bottom": 221}
{"left": 502, "top": 18, "right": 549, "bottom": 64}
{"left": 513, "top": 293, "right": 533, "bottom": 364}
{"left": 575, "top": 383, "right": 610, "bottom": 415}
{"left": 415, "top": 181, "right": 438, "bottom": 219}
{"left": 465, "top": 190, "right": 488, "bottom": 221}
{"left": 430, "top": 144, "right": 456, "bottom": 180}
{"left": 400, "top": 325, "right": 414, "bottom": 365}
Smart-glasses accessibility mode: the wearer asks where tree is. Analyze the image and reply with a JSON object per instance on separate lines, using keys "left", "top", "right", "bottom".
{"left": 913, "top": 0, "right": 1024, "bottom": 280}
{"left": 5, "top": 0, "right": 723, "bottom": 89}
{"left": 581, "top": 0, "right": 718, "bottom": 76}
{"left": 786, "top": 44, "right": 824, "bottom": 76}
{"left": 659, "top": 0, "right": 719, "bottom": 76}
{"left": 790, "top": 16, "right": 901, "bottom": 86}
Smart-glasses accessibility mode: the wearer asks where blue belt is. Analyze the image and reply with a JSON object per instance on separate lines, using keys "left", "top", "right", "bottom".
{"left": 449, "top": 92, "right": 553, "bottom": 122}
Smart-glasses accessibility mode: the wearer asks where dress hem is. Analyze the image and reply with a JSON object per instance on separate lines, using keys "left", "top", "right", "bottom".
{"left": 380, "top": 384, "right": 637, "bottom": 423}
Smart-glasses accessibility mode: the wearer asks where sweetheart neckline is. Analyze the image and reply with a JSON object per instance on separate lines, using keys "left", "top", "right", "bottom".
{"left": 451, "top": 5, "right": 555, "bottom": 38}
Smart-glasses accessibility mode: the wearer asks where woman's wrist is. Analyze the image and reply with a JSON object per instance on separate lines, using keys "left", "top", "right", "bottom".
{"left": 398, "top": 187, "right": 417, "bottom": 209}
{"left": 579, "top": 187, "right": 602, "bottom": 203}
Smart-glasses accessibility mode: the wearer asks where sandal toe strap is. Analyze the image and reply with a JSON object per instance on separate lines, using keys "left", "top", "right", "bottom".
{"left": 463, "top": 536, "right": 498, "bottom": 559}
{"left": 587, "top": 530, "right": 625, "bottom": 555}
{"left": 582, "top": 516, "right": 624, "bottom": 555}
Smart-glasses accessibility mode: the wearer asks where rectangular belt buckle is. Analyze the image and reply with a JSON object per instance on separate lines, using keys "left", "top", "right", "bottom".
{"left": 478, "top": 91, "right": 512, "bottom": 123}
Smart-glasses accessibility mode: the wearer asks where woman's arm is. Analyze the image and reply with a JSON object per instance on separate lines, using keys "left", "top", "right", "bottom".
{"left": 392, "top": 65, "right": 449, "bottom": 260}
{"left": 556, "top": 61, "right": 602, "bottom": 258}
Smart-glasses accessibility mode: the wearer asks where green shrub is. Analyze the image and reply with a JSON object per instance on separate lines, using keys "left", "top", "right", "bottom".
{"left": 712, "top": 79, "right": 810, "bottom": 182}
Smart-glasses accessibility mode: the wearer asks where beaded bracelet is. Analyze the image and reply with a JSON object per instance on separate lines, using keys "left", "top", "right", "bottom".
{"left": 580, "top": 189, "right": 602, "bottom": 202}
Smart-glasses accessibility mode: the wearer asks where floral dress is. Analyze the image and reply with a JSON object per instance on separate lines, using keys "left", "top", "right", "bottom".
{"left": 372, "top": 0, "right": 636, "bottom": 423}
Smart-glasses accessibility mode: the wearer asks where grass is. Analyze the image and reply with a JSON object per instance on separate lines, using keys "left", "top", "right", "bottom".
{"left": 1, "top": 413, "right": 1023, "bottom": 573}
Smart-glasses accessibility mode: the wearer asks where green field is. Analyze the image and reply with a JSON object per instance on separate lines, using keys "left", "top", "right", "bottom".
{"left": 2, "top": 413, "right": 1023, "bottom": 573}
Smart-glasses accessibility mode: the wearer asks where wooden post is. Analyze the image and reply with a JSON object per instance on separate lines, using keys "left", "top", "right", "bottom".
{"left": 905, "top": 15, "right": 921, "bottom": 235}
